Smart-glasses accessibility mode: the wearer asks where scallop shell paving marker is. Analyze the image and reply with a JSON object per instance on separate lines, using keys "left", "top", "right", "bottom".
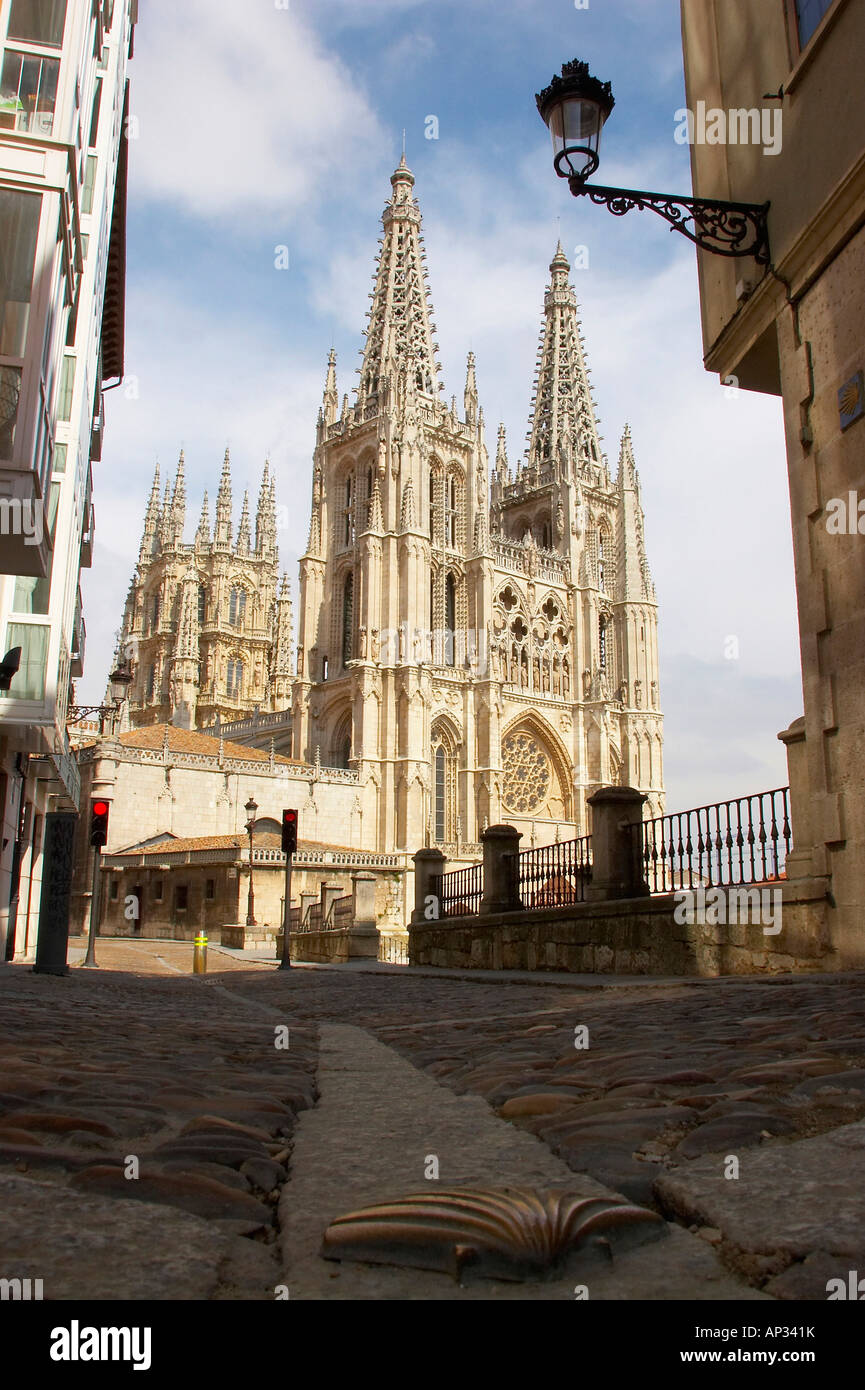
{"left": 320, "top": 1186, "right": 667, "bottom": 1283}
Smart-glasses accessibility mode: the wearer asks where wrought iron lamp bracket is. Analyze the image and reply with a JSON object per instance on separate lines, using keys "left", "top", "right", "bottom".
{"left": 570, "top": 178, "right": 771, "bottom": 265}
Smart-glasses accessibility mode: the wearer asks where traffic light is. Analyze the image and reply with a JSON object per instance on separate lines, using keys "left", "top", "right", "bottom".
{"left": 90, "top": 799, "right": 110, "bottom": 848}
{"left": 281, "top": 808, "right": 298, "bottom": 855}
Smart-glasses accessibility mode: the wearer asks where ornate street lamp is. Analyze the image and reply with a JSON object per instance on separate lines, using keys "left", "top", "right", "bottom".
{"left": 245, "top": 795, "right": 258, "bottom": 927}
{"left": 68, "top": 660, "right": 134, "bottom": 731}
{"left": 536, "top": 60, "right": 771, "bottom": 265}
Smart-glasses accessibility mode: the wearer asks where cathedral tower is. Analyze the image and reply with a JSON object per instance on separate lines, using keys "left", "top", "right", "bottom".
{"left": 294, "top": 161, "right": 664, "bottom": 854}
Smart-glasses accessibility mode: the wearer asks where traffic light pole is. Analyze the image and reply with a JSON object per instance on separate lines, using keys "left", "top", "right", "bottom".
{"left": 279, "top": 853, "right": 292, "bottom": 970}
{"left": 82, "top": 843, "right": 102, "bottom": 969}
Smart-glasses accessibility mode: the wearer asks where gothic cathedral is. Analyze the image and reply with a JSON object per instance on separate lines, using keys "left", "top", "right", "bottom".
{"left": 119, "top": 157, "right": 664, "bottom": 857}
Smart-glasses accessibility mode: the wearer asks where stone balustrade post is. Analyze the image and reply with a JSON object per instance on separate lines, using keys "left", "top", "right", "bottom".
{"left": 299, "top": 891, "right": 317, "bottom": 926}
{"left": 480, "top": 823, "right": 522, "bottom": 915}
{"left": 586, "top": 786, "right": 649, "bottom": 901}
{"left": 412, "top": 847, "right": 446, "bottom": 924}
{"left": 348, "top": 871, "right": 379, "bottom": 958}
{"left": 778, "top": 716, "right": 813, "bottom": 880}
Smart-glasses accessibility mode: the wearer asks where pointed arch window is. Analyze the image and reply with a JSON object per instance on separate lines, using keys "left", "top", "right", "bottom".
{"left": 229, "top": 588, "right": 246, "bottom": 628}
{"left": 342, "top": 572, "right": 354, "bottom": 668}
{"left": 343, "top": 473, "right": 354, "bottom": 546}
{"left": 445, "top": 476, "right": 457, "bottom": 547}
{"left": 146, "top": 664, "right": 155, "bottom": 699}
{"left": 197, "top": 585, "right": 207, "bottom": 624}
{"left": 429, "top": 472, "right": 436, "bottom": 542}
{"left": 599, "top": 614, "right": 608, "bottom": 671}
{"left": 365, "top": 466, "right": 373, "bottom": 527}
{"left": 431, "top": 724, "right": 458, "bottom": 844}
{"left": 150, "top": 592, "right": 159, "bottom": 634}
{"left": 444, "top": 572, "right": 456, "bottom": 668}
{"left": 226, "top": 659, "right": 244, "bottom": 698}
{"left": 597, "top": 531, "right": 606, "bottom": 592}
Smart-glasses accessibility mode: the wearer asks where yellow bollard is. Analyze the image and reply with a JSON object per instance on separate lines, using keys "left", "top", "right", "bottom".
{"left": 193, "top": 931, "right": 208, "bottom": 974}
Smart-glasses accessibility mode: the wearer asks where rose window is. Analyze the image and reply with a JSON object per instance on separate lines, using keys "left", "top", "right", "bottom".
{"left": 502, "top": 732, "right": 552, "bottom": 814}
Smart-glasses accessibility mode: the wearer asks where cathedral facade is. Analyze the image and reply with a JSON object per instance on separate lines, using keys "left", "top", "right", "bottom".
{"left": 117, "top": 157, "right": 664, "bottom": 860}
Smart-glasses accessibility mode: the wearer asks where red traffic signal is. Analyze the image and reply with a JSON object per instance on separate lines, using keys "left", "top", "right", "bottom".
{"left": 90, "top": 799, "right": 110, "bottom": 847}
{"left": 281, "top": 808, "right": 298, "bottom": 855}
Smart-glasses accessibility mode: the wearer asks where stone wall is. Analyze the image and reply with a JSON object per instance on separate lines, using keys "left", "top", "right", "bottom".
{"left": 410, "top": 882, "right": 833, "bottom": 976}
{"left": 287, "top": 929, "right": 352, "bottom": 964}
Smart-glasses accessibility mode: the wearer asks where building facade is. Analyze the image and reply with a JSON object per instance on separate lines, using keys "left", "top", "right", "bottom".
{"left": 92, "top": 157, "right": 664, "bottom": 934}
{"left": 680, "top": 0, "right": 865, "bottom": 964}
{"left": 0, "top": 0, "right": 135, "bottom": 961}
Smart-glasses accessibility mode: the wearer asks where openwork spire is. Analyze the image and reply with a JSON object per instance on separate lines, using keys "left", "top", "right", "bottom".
{"left": 174, "top": 563, "right": 200, "bottom": 661}
{"left": 214, "top": 447, "right": 232, "bottom": 546}
{"left": 236, "top": 490, "right": 251, "bottom": 554}
{"left": 525, "top": 243, "right": 603, "bottom": 473}
{"left": 196, "top": 490, "right": 210, "bottom": 547}
{"left": 358, "top": 159, "right": 442, "bottom": 399}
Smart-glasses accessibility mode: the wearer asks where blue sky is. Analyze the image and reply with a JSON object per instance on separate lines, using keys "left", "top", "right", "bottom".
{"left": 80, "top": 0, "right": 802, "bottom": 811}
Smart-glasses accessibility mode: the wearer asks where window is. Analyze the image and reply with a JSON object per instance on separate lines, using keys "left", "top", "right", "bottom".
{"left": 197, "top": 586, "right": 207, "bottom": 624}
{"left": 599, "top": 615, "right": 608, "bottom": 671}
{"left": 57, "top": 353, "right": 75, "bottom": 421}
{"left": 175, "top": 885, "right": 188, "bottom": 912}
{"left": 153, "top": 878, "right": 163, "bottom": 902}
{"left": 0, "top": 190, "right": 41, "bottom": 359}
{"left": 343, "top": 474, "right": 354, "bottom": 546}
{"left": 228, "top": 588, "right": 246, "bottom": 627}
{"left": 445, "top": 476, "right": 457, "bottom": 547}
{"left": 226, "top": 659, "right": 243, "bottom": 698}
{"left": 81, "top": 155, "right": 97, "bottom": 215}
{"left": 795, "top": 0, "right": 834, "bottom": 46}
{"left": 0, "top": 365, "right": 22, "bottom": 456}
{"left": 341, "top": 572, "right": 354, "bottom": 667}
{"left": 434, "top": 745, "right": 446, "bottom": 842}
{"left": 0, "top": 50, "right": 60, "bottom": 135}
{"left": 444, "top": 573, "right": 456, "bottom": 668}
{"left": 88, "top": 77, "right": 103, "bottom": 147}
{"left": 146, "top": 664, "right": 155, "bottom": 699}
{"left": 598, "top": 532, "right": 606, "bottom": 592}
{"left": 365, "top": 466, "right": 373, "bottom": 527}
{"left": 52, "top": 442, "right": 66, "bottom": 474}
{"left": 206, "top": 878, "right": 215, "bottom": 900}
{"left": 0, "top": 622, "right": 49, "bottom": 699}
{"left": 429, "top": 473, "right": 435, "bottom": 540}
{"left": 109, "top": 879, "right": 119, "bottom": 901}
{"left": 7, "top": 0, "right": 68, "bottom": 47}
{"left": 150, "top": 592, "right": 159, "bottom": 633}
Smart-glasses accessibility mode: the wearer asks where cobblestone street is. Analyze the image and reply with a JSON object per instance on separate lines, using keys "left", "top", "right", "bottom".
{"left": 2, "top": 940, "right": 865, "bottom": 1301}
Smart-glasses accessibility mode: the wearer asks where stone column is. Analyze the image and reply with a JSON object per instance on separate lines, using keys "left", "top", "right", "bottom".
{"left": 778, "top": 716, "right": 813, "bottom": 880}
{"left": 586, "top": 786, "right": 648, "bottom": 901}
{"left": 411, "top": 847, "right": 445, "bottom": 924}
{"left": 348, "top": 870, "right": 379, "bottom": 958}
{"left": 479, "top": 823, "right": 522, "bottom": 915}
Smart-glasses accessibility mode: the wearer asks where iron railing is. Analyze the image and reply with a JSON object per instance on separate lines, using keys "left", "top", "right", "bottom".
{"left": 431, "top": 862, "right": 483, "bottom": 918}
{"left": 639, "top": 787, "right": 791, "bottom": 893}
{"left": 518, "top": 836, "right": 593, "bottom": 908}
{"left": 379, "top": 934, "right": 409, "bottom": 964}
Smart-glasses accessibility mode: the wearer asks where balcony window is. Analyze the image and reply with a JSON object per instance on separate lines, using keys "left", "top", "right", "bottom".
{"left": 0, "top": 189, "right": 41, "bottom": 358}
{"left": 795, "top": 0, "right": 835, "bottom": 46}
{"left": 1, "top": 621, "right": 49, "bottom": 700}
{"left": 0, "top": 364, "right": 22, "bottom": 457}
{"left": 0, "top": 50, "right": 60, "bottom": 135}
{"left": 7, "top": 0, "right": 68, "bottom": 47}
{"left": 57, "top": 352, "right": 75, "bottom": 420}
{"left": 52, "top": 443, "right": 66, "bottom": 474}
{"left": 81, "top": 155, "right": 97, "bottom": 215}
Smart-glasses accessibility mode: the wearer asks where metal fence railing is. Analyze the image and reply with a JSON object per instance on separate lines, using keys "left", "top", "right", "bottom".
{"left": 430, "top": 862, "right": 483, "bottom": 919}
{"left": 639, "top": 787, "right": 791, "bottom": 893}
{"left": 518, "top": 836, "right": 593, "bottom": 908}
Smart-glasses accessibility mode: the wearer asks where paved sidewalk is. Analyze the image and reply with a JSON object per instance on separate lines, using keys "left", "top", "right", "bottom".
{"left": 280, "top": 1023, "right": 761, "bottom": 1300}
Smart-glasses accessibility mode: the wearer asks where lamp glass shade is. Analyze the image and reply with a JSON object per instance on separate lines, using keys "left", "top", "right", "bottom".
{"left": 547, "top": 95, "right": 606, "bottom": 181}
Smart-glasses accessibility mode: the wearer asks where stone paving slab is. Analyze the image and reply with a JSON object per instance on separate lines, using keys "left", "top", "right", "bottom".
{"left": 654, "top": 1119, "right": 865, "bottom": 1293}
{"left": 279, "top": 1023, "right": 763, "bottom": 1300}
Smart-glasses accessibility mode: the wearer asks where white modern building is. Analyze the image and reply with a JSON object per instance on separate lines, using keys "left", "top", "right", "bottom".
{"left": 0, "top": 0, "right": 136, "bottom": 962}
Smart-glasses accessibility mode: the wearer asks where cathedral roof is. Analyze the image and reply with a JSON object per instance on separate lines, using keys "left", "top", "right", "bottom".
{"left": 114, "top": 725, "right": 306, "bottom": 766}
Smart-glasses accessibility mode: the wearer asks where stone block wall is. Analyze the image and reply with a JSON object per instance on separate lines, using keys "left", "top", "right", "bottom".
{"left": 409, "top": 884, "right": 833, "bottom": 976}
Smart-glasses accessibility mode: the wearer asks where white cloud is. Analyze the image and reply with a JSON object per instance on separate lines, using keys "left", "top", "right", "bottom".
{"left": 129, "top": 0, "right": 387, "bottom": 217}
